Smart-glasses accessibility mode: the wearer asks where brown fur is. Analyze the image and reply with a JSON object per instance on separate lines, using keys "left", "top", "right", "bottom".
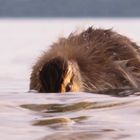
{"left": 30, "top": 27, "right": 140, "bottom": 93}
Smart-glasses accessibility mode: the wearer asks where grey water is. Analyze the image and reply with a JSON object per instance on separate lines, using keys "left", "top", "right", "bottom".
{"left": 0, "top": 19, "right": 140, "bottom": 140}
{"left": 0, "top": 0, "right": 140, "bottom": 17}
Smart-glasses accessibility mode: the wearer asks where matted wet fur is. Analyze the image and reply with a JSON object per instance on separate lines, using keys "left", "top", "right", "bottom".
{"left": 30, "top": 27, "right": 140, "bottom": 94}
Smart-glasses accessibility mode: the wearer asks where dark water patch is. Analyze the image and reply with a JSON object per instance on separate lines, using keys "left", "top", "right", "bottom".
{"left": 97, "top": 88, "right": 140, "bottom": 97}
{"left": 42, "top": 131, "right": 102, "bottom": 140}
{"left": 20, "top": 103, "right": 61, "bottom": 112}
{"left": 20, "top": 99, "right": 134, "bottom": 129}
{"left": 33, "top": 117, "right": 74, "bottom": 126}
{"left": 33, "top": 116, "right": 88, "bottom": 126}
{"left": 41, "top": 130, "right": 130, "bottom": 140}
{"left": 20, "top": 100, "right": 132, "bottom": 113}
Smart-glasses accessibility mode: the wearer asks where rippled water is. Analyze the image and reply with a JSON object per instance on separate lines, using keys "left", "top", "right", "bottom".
{"left": 1, "top": 19, "right": 140, "bottom": 140}
{"left": 1, "top": 91, "right": 140, "bottom": 140}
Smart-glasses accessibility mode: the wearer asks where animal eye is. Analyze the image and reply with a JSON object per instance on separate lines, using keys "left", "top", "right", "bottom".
{"left": 66, "top": 83, "right": 72, "bottom": 92}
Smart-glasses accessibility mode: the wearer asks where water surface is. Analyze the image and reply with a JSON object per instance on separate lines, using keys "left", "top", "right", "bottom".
{"left": 0, "top": 19, "right": 140, "bottom": 140}
{"left": 1, "top": 91, "right": 140, "bottom": 140}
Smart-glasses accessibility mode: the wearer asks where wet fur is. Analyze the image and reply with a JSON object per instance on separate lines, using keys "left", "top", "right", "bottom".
{"left": 39, "top": 57, "right": 68, "bottom": 92}
{"left": 30, "top": 27, "right": 140, "bottom": 93}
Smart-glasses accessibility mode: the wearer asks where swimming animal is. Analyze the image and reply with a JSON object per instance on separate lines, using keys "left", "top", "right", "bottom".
{"left": 30, "top": 27, "right": 140, "bottom": 94}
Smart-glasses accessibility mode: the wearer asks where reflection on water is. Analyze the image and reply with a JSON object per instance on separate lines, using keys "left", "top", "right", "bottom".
{"left": 22, "top": 92, "right": 140, "bottom": 140}
{"left": 1, "top": 91, "right": 140, "bottom": 140}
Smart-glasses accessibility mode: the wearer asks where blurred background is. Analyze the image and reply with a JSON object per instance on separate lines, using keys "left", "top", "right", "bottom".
{"left": 0, "top": 0, "right": 140, "bottom": 17}
{"left": 0, "top": 0, "right": 140, "bottom": 91}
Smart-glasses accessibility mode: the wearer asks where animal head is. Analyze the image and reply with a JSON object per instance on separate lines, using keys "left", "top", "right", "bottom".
{"left": 39, "top": 57, "right": 82, "bottom": 93}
